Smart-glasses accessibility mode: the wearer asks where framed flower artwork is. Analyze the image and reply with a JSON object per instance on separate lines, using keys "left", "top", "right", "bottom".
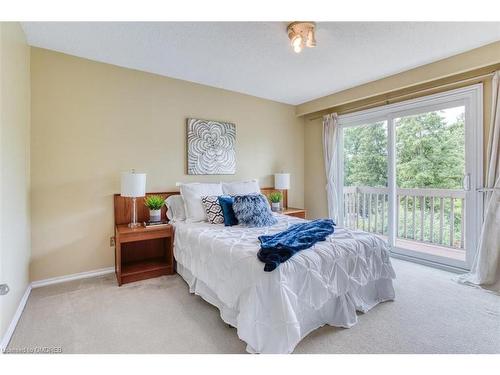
{"left": 186, "top": 118, "right": 236, "bottom": 175}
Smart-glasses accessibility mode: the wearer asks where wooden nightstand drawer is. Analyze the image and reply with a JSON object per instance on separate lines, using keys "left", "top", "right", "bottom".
{"left": 118, "top": 225, "right": 173, "bottom": 243}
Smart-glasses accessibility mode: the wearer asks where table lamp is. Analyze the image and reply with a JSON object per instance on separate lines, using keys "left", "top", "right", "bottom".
{"left": 274, "top": 173, "right": 290, "bottom": 210}
{"left": 121, "top": 170, "right": 146, "bottom": 228}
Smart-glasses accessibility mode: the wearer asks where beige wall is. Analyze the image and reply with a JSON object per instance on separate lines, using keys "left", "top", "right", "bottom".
{"left": 0, "top": 23, "right": 31, "bottom": 340}
{"left": 303, "top": 45, "right": 499, "bottom": 219}
{"left": 30, "top": 48, "right": 305, "bottom": 281}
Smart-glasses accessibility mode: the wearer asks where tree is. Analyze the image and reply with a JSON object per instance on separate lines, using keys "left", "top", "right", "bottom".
{"left": 344, "top": 122, "right": 387, "bottom": 187}
{"left": 343, "top": 111, "right": 464, "bottom": 189}
{"left": 395, "top": 112, "right": 464, "bottom": 189}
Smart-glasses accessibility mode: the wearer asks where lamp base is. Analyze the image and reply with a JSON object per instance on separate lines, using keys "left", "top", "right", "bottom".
{"left": 281, "top": 189, "right": 288, "bottom": 210}
{"left": 128, "top": 197, "right": 141, "bottom": 228}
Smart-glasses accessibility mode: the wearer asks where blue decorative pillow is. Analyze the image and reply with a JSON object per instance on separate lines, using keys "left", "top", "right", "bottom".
{"left": 218, "top": 196, "right": 238, "bottom": 226}
{"left": 232, "top": 194, "right": 278, "bottom": 227}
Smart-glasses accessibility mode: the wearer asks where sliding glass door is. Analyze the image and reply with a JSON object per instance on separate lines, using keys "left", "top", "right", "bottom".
{"left": 341, "top": 121, "right": 388, "bottom": 235}
{"left": 336, "top": 85, "right": 483, "bottom": 270}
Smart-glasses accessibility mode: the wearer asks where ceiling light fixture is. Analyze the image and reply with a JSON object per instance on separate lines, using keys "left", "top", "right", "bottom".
{"left": 287, "top": 22, "right": 316, "bottom": 53}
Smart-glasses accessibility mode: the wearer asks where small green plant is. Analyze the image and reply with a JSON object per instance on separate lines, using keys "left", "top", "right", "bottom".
{"left": 144, "top": 195, "right": 165, "bottom": 210}
{"left": 268, "top": 191, "right": 283, "bottom": 203}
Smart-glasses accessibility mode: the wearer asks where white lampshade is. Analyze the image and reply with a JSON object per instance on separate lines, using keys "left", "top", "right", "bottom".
{"left": 121, "top": 171, "right": 146, "bottom": 197}
{"left": 274, "top": 173, "right": 290, "bottom": 190}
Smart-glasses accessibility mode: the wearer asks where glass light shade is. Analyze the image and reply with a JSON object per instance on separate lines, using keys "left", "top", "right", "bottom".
{"left": 291, "top": 35, "right": 302, "bottom": 53}
{"left": 121, "top": 172, "right": 146, "bottom": 197}
{"left": 274, "top": 173, "right": 290, "bottom": 190}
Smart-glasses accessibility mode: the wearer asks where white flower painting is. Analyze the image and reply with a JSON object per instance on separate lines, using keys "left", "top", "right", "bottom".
{"left": 187, "top": 118, "right": 236, "bottom": 175}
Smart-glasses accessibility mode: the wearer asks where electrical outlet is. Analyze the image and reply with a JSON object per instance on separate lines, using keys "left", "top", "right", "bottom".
{"left": 110, "top": 236, "right": 115, "bottom": 247}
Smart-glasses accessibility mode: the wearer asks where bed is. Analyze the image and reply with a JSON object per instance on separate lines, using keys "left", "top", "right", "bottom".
{"left": 173, "top": 212, "right": 396, "bottom": 354}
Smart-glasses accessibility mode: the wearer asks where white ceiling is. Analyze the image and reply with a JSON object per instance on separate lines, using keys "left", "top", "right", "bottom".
{"left": 21, "top": 22, "right": 500, "bottom": 105}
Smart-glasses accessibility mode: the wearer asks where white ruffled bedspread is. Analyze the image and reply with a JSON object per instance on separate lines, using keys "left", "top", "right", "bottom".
{"left": 173, "top": 214, "right": 396, "bottom": 353}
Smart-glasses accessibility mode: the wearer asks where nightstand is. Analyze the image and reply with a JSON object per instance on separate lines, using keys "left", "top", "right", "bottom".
{"left": 281, "top": 207, "right": 307, "bottom": 219}
{"left": 114, "top": 223, "right": 174, "bottom": 286}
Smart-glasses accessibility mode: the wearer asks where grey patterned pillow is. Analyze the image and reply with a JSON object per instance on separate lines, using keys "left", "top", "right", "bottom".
{"left": 201, "top": 196, "right": 224, "bottom": 224}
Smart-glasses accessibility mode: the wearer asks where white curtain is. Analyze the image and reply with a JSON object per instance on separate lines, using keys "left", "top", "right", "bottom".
{"left": 458, "top": 71, "right": 500, "bottom": 292}
{"left": 322, "top": 113, "right": 339, "bottom": 223}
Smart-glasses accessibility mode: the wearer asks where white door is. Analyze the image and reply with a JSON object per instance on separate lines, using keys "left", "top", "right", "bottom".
{"left": 337, "top": 84, "right": 483, "bottom": 270}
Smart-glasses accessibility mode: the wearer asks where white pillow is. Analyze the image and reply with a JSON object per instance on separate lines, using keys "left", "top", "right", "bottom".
{"left": 221, "top": 179, "right": 260, "bottom": 195}
{"left": 165, "top": 195, "right": 186, "bottom": 222}
{"left": 180, "top": 183, "right": 224, "bottom": 222}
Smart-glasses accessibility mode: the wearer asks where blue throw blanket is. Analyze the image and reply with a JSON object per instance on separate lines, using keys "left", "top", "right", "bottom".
{"left": 257, "top": 219, "right": 335, "bottom": 272}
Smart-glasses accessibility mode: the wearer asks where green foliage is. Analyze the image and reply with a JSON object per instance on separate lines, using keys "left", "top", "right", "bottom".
{"left": 268, "top": 191, "right": 283, "bottom": 203}
{"left": 144, "top": 195, "right": 165, "bottom": 210}
{"left": 344, "top": 122, "right": 388, "bottom": 187}
{"left": 343, "top": 110, "right": 464, "bottom": 190}
{"left": 395, "top": 112, "right": 464, "bottom": 189}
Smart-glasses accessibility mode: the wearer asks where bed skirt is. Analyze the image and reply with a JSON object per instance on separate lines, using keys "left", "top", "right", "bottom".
{"left": 176, "top": 262, "right": 395, "bottom": 354}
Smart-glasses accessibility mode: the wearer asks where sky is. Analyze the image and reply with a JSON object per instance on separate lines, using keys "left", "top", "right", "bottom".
{"left": 441, "top": 106, "right": 465, "bottom": 124}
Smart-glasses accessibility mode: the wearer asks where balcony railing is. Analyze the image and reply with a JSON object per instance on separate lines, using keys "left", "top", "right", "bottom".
{"left": 343, "top": 186, "right": 465, "bottom": 250}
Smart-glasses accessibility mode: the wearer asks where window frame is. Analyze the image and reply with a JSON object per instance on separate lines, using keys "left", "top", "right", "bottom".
{"left": 336, "top": 84, "right": 483, "bottom": 270}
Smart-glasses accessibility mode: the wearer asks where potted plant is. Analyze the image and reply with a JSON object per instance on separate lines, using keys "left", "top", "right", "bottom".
{"left": 268, "top": 191, "right": 283, "bottom": 212}
{"left": 144, "top": 195, "right": 165, "bottom": 222}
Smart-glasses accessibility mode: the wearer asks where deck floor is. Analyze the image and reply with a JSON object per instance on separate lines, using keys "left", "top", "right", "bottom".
{"left": 395, "top": 238, "right": 465, "bottom": 261}
{"left": 371, "top": 233, "right": 466, "bottom": 261}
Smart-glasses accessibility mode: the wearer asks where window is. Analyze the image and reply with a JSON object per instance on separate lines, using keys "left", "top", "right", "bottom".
{"left": 336, "top": 84, "right": 483, "bottom": 270}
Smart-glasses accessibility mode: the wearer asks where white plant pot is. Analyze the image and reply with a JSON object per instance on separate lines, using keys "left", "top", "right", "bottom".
{"left": 149, "top": 209, "right": 161, "bottom": 222}
{"left": 271, "top": 202, "right": 281, "bottom": 212}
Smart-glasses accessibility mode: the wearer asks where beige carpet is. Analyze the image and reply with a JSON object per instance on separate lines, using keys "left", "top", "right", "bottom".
{"left": 7, "top": 259, "right": 500, "bottom": 354}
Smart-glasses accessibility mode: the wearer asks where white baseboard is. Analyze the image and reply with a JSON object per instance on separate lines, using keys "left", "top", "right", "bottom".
{"left": 1, "top": 266, "right": 115, "bottom": 352}
{"left": 31, "top": 267, "right": 115, "bottom": 289}
{"left": 1, "top": 284, "right": 32, "bottom": 353}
